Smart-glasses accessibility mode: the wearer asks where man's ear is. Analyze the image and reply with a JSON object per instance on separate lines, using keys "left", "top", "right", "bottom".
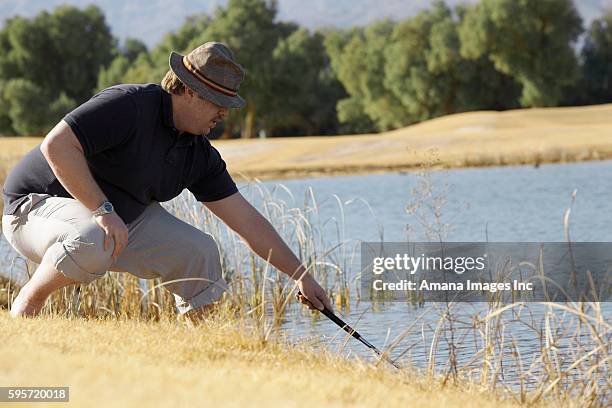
{"left": 185, "top": 88, "right": 196, "bottom": 102}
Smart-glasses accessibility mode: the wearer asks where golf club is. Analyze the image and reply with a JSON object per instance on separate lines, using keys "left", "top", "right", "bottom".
{"left": 297, "top": 291, "right": 400, "bottom": 369}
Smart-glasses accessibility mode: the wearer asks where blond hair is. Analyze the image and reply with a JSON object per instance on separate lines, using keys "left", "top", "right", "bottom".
{"left": 161, "top": 70, "right": 185, "bottom": 95}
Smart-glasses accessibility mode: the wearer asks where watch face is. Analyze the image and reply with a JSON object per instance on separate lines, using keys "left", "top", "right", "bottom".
{"left": 103, "top": 202, "right": 113, "bottom": 213}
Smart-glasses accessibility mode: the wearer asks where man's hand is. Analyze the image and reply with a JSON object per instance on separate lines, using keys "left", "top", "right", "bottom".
{"left": 95, "top": 212, "right": 128, "bottom": 262}
{"left": 296, "top": 272, "right": 333, "bottom": 311}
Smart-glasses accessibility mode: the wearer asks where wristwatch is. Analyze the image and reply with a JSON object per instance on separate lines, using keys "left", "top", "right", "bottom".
{"left": 93, "top": 201, "right": 114, "bottom": 217}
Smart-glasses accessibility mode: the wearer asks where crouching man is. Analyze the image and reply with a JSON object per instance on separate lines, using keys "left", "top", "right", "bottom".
{"left": 1, "top": 41, "right": 331, "bottom": 320}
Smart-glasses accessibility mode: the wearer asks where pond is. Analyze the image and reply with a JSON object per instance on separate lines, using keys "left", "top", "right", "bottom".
{"left": 249, "top": 160, "right": 611, "bottom": 392}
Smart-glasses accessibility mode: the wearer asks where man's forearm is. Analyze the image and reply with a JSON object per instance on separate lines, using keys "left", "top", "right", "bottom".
{"left": 204, "top": 193, "right": 314, "bottom": 280}
{"left": 204, "top": 193, "right": 332, "bottom": 309}
{"left": 41, "top": 121, "right": 107, "bottom": 212}
{"left": 242, "top": 214, "right": 306, "bottom": 280}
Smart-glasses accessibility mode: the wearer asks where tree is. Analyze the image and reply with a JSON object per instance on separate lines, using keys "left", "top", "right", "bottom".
{"left": 0, "top": 79, "right": 16, "bottom": 135}
{"left": 459, "top": 0, "right": 583, "bottom": 107}
{"left": 325, "top": 21, "right": 404, "bottom": 132}
{"left": 385, "top": 1, "right": 520, "bottom": 124}
{"left": 45, "top": 5, "right": 115, "bottom": 102}
{"left": 385, "top": 3, "right": 467, "bottom": 123}
{"left": 122, "top": 38, "right": 148, "bottom": 63}
{"left": 3, "top": 79, "right": 75, "bottom": 135}
{"left": 98, "top": 37, "right": 150, "bottom": 90}
{"left": 190, "top": 0, "right": 291, "bottom": 138}
{"left": 267, "top": 28, "right": 345, "bottom": 136}
{"left": 102, "top": 13, "right": 214, "bottom": 94}
{"left": 0, "top": 5, "right": 115, "bottom": 135}
{"left": 97, "top": 56, "right": 130, "bottom": 90}
{"left": 579, "top": 9, "right": 612, "bottom": 104}
{"left": 325, "top": 3, "right": 520, "bottom": 133}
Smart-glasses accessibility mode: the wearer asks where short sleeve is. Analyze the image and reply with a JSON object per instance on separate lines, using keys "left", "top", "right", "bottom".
{"left": 188, "top": 144, "right": 238, "bottom": 202}
{"left": 63, "top": 88, "right": 138, "bottom": 157}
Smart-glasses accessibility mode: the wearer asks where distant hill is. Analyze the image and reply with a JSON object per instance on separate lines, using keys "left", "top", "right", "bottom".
{"left": 0, "top": 0, "right": 609, "bottom": 48}
{"left": 209, "top": 103, "right": 612, "bottom": 179}
{"left": 5, "top": 103, "right": 612, "bottom": 180}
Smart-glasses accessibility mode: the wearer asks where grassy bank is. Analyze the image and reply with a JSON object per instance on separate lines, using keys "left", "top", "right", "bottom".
{"left": 2, "top": 103, "right": 612, "bottom": 181}
{"left": 0, "top": 311, "right": 526, "bottom": 408}
{"left": 217, "top": 103, "right": 612, "bottom": 179}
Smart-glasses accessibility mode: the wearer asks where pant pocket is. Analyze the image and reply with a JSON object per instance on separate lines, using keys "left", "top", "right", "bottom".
{"left": 2, "top": 193, "right": 52, "bottom": 247}
{"left": 2, "top": 214, "right": 19, "bottom": 246}
{"left": 1, "top": 214, "right": 32, "bottom": 266}
{"left": 17, "top": 193, "right": 53, "bottom": 216}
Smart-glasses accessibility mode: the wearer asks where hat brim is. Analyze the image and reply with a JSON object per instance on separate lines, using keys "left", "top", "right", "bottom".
{"left": 169, "top": 51, "right": 245, "bottom": 109}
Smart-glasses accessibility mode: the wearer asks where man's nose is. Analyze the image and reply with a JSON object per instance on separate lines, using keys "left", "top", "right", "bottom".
{"left": 218, "top": 108, "right": 228, "bottom": 118}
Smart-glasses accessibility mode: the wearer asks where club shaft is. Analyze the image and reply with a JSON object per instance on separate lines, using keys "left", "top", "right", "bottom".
{"left": 297, "top": 291, "right": 400, "bottom": 369}
{"left": 322, "top": 307, "right": 398, "bottom": 367}
{"left": 320, "top": 306, "right": 369, "bottom": 346}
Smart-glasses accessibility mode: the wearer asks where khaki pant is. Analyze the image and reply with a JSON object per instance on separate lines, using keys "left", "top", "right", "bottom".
{"left": 1, "top": 193, "right": 227, "bottom": 314}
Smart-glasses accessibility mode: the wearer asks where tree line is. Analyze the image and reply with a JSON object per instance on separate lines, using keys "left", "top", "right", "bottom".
{"left": 1, "top": 0, "right": 612, "bottom": 138}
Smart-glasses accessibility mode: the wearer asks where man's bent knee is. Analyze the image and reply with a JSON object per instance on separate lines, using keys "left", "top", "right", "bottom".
{"left": 42, "top": 224, "right": 114, "bottom": 284}
{"left": 197, "top": 233, "right": 222, "bottom": 273}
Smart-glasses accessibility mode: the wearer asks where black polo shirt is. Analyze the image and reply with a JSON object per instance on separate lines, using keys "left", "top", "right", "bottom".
{"left": 2, "top": 83, "right": 238, "bottom": 224}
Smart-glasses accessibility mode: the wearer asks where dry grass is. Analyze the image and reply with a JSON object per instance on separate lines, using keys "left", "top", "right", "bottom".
{"left": 215, "top": 103, "right": 612, "bottom": 179}
{"left": 0, "top": 310, "right": 527, "bottom": 408}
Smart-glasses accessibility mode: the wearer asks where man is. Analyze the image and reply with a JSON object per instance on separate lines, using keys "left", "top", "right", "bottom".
{"left": 1, "top": 41, "right": 331, "bottom": 319}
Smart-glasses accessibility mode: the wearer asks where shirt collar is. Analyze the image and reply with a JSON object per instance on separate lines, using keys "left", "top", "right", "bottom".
{"left": 161, "top": 88, "right": 195, "bottom": 146}
{"left": 161, "top": 89, "right": 175, "bottom": 129}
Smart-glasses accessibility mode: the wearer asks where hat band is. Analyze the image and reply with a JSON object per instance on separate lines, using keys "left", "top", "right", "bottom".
{"left": 182, "top": 56, "right": 238, "bottom": 97}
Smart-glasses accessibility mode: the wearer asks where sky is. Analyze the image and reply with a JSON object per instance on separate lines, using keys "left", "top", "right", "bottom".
{"left": 1, "top": 0, "right": 611, "bottom": 48}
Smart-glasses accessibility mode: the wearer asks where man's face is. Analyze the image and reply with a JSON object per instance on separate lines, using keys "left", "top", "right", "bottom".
{"left": 184, "top": 89, "right": 228, "bottom": 135}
